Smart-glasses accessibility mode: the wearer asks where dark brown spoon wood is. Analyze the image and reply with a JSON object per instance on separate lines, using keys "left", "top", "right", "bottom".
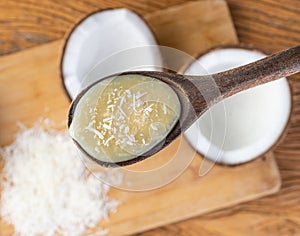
{"left": 68, "top": 45, "right": 300, "bottom": 167}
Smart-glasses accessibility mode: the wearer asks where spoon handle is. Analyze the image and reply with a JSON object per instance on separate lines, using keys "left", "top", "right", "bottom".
{"left": 198, "top": 45, "right": 300, "bottom": 99}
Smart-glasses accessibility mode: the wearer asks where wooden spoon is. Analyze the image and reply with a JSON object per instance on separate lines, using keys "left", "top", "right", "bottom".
{"left": 68, "top": 45, "right": 300, "bottom": 167}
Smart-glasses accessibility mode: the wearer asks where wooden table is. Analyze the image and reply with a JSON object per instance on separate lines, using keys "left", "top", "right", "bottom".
{"left": 0, "top": 0, "right": 299, "bottom": 235}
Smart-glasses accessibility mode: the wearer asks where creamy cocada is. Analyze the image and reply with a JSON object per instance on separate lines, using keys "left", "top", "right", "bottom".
{"left": 69, "top": 74, "right": 181, "bottom": 163}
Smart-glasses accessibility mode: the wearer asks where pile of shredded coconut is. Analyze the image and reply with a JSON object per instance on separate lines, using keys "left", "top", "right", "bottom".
{"left": 0, "top": 123, "right": 120, "bottom": 236}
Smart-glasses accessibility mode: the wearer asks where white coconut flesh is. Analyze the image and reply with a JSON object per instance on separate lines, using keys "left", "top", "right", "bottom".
{"left": 61, "top": 8, "right": 162, "bottom": 99}
{"left": 184, "top": 48, "right": 291, "bottom": 165}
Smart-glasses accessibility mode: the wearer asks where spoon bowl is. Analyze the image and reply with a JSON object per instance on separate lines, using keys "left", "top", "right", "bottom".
{"left": 68, "top": 45, "right": 300, "bottom": 167}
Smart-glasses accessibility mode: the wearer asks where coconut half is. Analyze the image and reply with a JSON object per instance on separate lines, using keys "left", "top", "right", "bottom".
{"left": 61, "top": 8, "right": 162, "bottom": 100}
{"left": 184, "top": 47, "right": 291, "bottom": 165}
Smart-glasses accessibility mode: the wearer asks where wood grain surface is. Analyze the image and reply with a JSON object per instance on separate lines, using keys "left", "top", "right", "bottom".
{"left": 0, "top": 36, "right": 281, "bottom": 234}
{"left": 0, "top": 0, "right": 300, "bottom": 235}
{"left": 0, "top": 2, "right": 282, "bottom": 235}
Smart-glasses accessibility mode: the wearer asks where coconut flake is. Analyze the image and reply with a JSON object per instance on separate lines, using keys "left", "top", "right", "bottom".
{"left": 0, "top": 123, "right": 121, "bottom": 236}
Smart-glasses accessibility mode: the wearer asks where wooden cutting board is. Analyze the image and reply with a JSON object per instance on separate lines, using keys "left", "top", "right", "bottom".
{"left": 0, "top": 1, "right": 281, "bottom": 235}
